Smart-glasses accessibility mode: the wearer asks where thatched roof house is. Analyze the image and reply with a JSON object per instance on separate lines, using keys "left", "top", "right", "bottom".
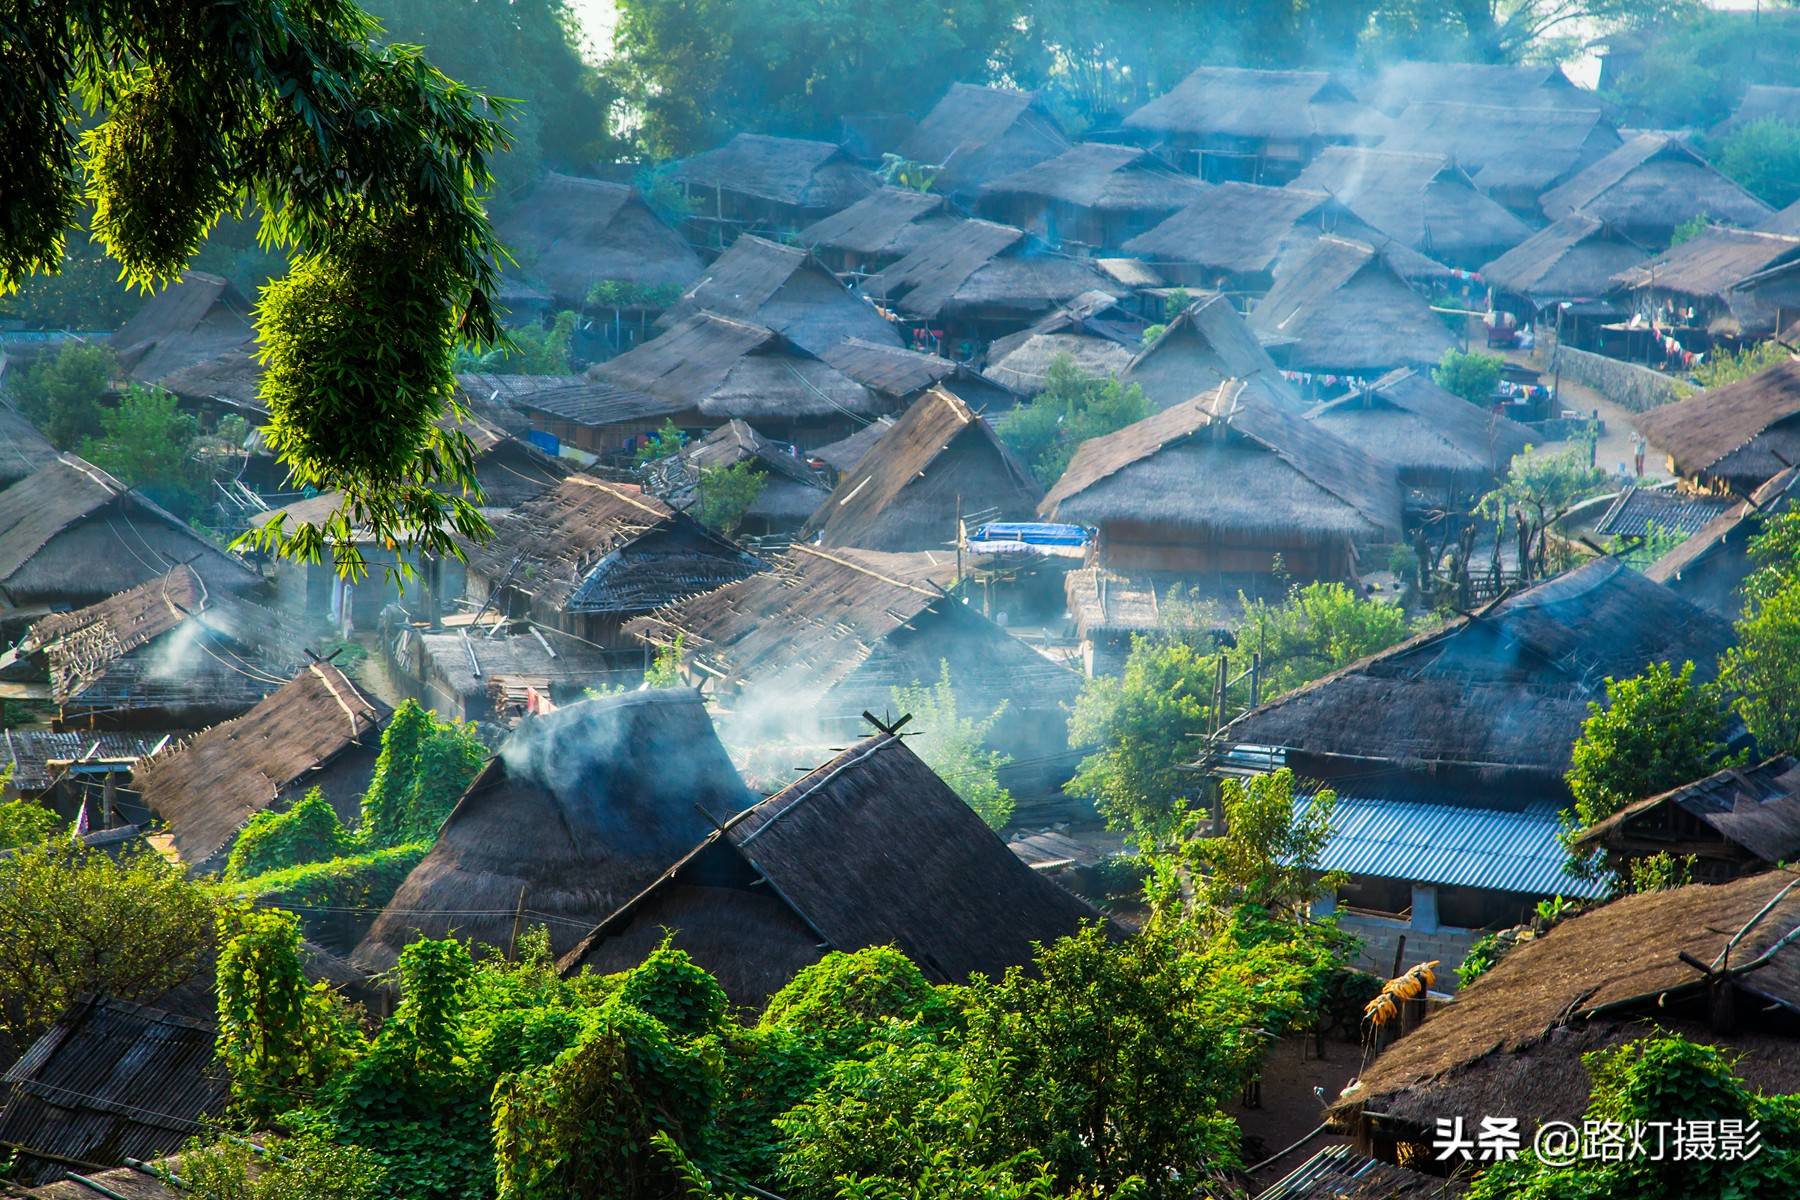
{"left": 809, "top": 414, "right": 895, "bottom": 477}
{"left": 1648, "top": 467, "right": 1800, "bottom": 616}
{"left": 0, "top": 455, "right": 257, "bottom": 615}
{"left": 1121, "top": 294, "right": 1304, "bottom": 412}
{"left": 152, "top": 346, "right": 264, "bottom": 413}
{"left": 1122, "top": 183, "right": 1334, "bottom": 291}
{"left": 795, "top": 188, "right": 963, "bottom": 276}
{"left": 1041, "top": 381, "right": 1402, "bottom": 581}
{"left": 15, "top": 1156, "right": 191, "bottom": 1198}
{"left": 1306, "top": 368, "right": 1532, "bottom": 505}
{"left": 1292, "top": 147, "right": 1531, "bottom": 270}
{"left": 494, "top": 173, "right": 702, "bottom": 306}
{"left": 1122, "top": 67, "right": 1368, "bottom": 184}
{"left": 1541, "top": 134, "right": 1772, "bottom": 246}
{"left": 1764, "top": 197, "right": 1800, "bottom": 236}
{"left": 1362, "top": 60, "right": 1595, "bottom": 116}
{"left": 1636, "top": 358, "right": 1800, "bottom": 492}
{"left": 0, "top": 565, "right": 297, "bottom": 728}
{"left": 649, "top": 419, "right": 828, "bottom": 535}
{"left": 459, "top": 372, "right": 684, "bottom": 457}
{"left": 898, "top": 85, "right": 1070, "bottom": 202}
{"left": 802, "top": 387, "right": 1041, "bottom": 552}
{"left": 352, "top": 690, "right": 750, "bottom": 970}
{"left": 1479, "top": 213, "right": 1650, "bottom": 320}
{"left": 0, "top": 401, "right": 59, "bottom": 490}
{"left": 983, "top": 290, "right": 1147, "bottom": 395}
{"left": 1249, "top": 236, "right": 1456, "bottom": 375}
{"left": 1378, "top": 103, "right": 1621, "bottom": 211}
{"left": 588, "top": 313, "right": 886, "bottom": 447}
{"left": 459, "top": 475, "right": 763, "bottom": 648}
{"left": 674, "top": 133, "right": 876, "bottom": 236}
{"left": 654, "top": 234, "right": 900, "bottom": 356}
{"left": 131, "top": 662, "right": 388, "bottom": 873}
{"left": 977, "top": 143, "right": 1205, "bottom": 253}
{"left": 1572, "top": 757, "right": 1800, "bottom": 884}
{"left": 862, "top": 220, "right": 1116, "bottom": 342}
{"left": 820, "top": 337, "right": 1020, "bottom": 414}
{"left": 558, "top": 731, "right": 1103, "bottom": 1005}
{"left": 0, "top": 996, "right": 227, "bottom": 1186}
{"left": 1715, "top": 83, "right": 1800, "bottom": 135}
{"left": 1329, "top": 871, "right": 1800, "bottom": 1159}
{"left": 1611, "top": 226, "right": 1800, "bottom": 343}
{"left": 108, "top": 272, "right": 254, "bottom": 383}
{"left": 393, "top": 625, "right": 621, "bottom": 724}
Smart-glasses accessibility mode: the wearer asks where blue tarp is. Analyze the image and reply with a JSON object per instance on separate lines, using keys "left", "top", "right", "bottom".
{"left": 967, "top": 522, "right": 1090, "bottom": 547}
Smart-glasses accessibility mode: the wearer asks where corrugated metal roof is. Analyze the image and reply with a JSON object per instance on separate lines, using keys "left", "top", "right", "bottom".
{"left": 1302, "top": 792, "right": 1608, "bottom": 899}
{"left": 1593, "top": 486, "right": 1733, "bottom": 539}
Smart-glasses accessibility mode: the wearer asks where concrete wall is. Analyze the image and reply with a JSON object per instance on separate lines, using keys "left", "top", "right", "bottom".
{"left": 1552, "top": 345, "right": 1691, "bottom": 414}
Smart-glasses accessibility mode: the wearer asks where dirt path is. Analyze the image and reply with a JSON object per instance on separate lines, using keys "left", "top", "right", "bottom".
{"left": 1547, "top": 374, "right": 1672, "bottom": 484}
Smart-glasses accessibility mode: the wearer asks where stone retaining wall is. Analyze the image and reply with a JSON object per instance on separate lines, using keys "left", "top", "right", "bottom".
{"left": 1552, "top": 345, "right": 1690, "bottom": 413}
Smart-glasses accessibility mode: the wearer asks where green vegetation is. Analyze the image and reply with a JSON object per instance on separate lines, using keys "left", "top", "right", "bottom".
{"left": 1432, "top": 348, "right": 1505, "bottom": 407}
{"left": 891, "top": 662, "right": 1015, "bottom": 830}
{"left": 456, "top": 311, "right": 578, "bottom": 375}
{"left": 7, "top": 340, "right": 115, "bottom": 448}
{"left": 1237, "top": 582, "right": 1411, "bottom": 699}
{"left": 1670, "top": 212, "right": 1712, "bottom": 248}
{"left": 1478, "top": 444, "right": 1608, "bottom": 581}
{"left": 694, "top": 461, "right": 767, "bottom": 537}
{"left": 172, "top": 1133, "right": 389, "bottom": 1200}
{"left": 997, "top": 356, "right": 1149, "bottom": 487}
{"left": 1691, "top": 340, "right": 1794, "bottom": 390}
{"left": 645, "top": 633, "right": 688, "bottom": 689}
{"left": 586, "top": 279, "right": 688, "bottom": 311}
{"left": 1717, "top": 118, "right": 1800, "bottom": 210}
{"left": 80, "top": 385, "right": 211, "bottom": 519}
{"left": 0, "top": 793, "right": 60, "bottom": 851}
{"left": 1185, "top": 768, "right": 1342, "bottom": 920}
{"left": 635, "top": 418, "right": 689, "bottom": 466}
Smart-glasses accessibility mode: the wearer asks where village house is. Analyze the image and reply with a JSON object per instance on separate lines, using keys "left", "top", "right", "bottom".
{"left": 0, "top": 454, "right": 259, "bottom": 624}
{"left": 1061, "top": 567, "right": 1183, "bottom": 678}
{"left": 1305, "top": 368, "right": 1533, "bottom": 513}
{"left": 1361, "top": 60, "right": 1598, "bottom": 115}
{"left": 0, "top": 729, "right": 173, "bottom": 820}
{"left": 646, "top": 419, "right": 829, "bottom": 538}
{"left": 0, "top": 403, "right": 58, "bottom": 492}
{"left": 1122, "top": 66, "right": 1370, "bottom": 184}
{"left": 1647, "top": 468, "right": 1800, "bottom": 617}
{"left": 1291, "top": 147, "right": 1532, "bottom": 271}
{"left": 492, "top": 172, "right": 702, "bottom": 309}
{"left": 1715, "top": 83, "right": 1800, "bottom": 136}
{"left": 389, "top": 623, "right": 623, "bottom": 724}
{"left": 1121, "top": 294, "right": 1305, "bottom": 412}
{"left": 459, "top": 372, "right": 684, "bottom": 460}
{"left": 352, "top": 689, "right": 752, "bottom": 970}
{"left": 795, "top": 188, "right": 963, "bottom": 278}
{"left": 1329, "top": 872, "right": 1800, "bottom": 1165}
{"left": 1221, "top": 559, "right": 1734, "bottom": 975}
{"left": 588, "top": 313, "right": 890, "bottom": 448}
{"left": 557, "top": 730, "right": 1104, "bottom": 1006}
{"left": 1248, "top": 236, "right": 1457, "bottom": 380}
{"left": 1636, "top": 358, "right": 1800, "bottom": 495}
{"left": 107, "top": 271, "right": 255, "bottom": 385}
{"left": 802, "top": 387, "right": 1041, "bottom": 553}
{"left": 1609, "top": 228, "right": 1800, "bottom": 359}
{"left": 1571, "top": 758, "right": 1800, "bottom": 884}
{"left": 131, "top": 661, "right": 389, "bottom": 874}
{"left": 0, "top": 565, "right": 299, "bottom": 731}
{"left": 1377, "top": 102, "right": 1621, "bottom": 214}
{"left": 976, "top": 143, "right": 1206, "bottom": 255}
{"left": 1541, "top": 134, "right": 1772, "bottom": 248}
{"left": 983, "top": 291, "right": 1150, "bottom": 395}
{"left": 897, "top": 84, "right": 1070, "bottom": 203}
{"left": 672, "top": 133, "right": 877, "bottom": 244}
{"left": 819, "top": 336, "right": 1021, "bottom": 415}
{"left": 1479, "top": 213, "right": 1650, "bottom": 336}
{"left": 1252, "top": 1145, "right": 1462, "bottom": 1200}
{"left": 654, "top": 233, "right": 902, "bottom": 357}
{"left": 457, "top": 475, "right": 764, "bottom": 653}
{"left": 1039, "top": 380, "right": 1403, "bottom": 585}
{"left": 628, "top": 544, "right": 1083, "bottom": 809}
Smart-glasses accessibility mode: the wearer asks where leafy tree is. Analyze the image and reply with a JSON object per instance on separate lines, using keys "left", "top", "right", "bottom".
{"left": 1363, "top": 0, "right": 1686, "bottom": 65}
{"left": 997, "top": 356, "right": 1148, "bottom": 486}
{"left": 1723, "top": 577, "right": 1800, "bottom": 756}
{"left": 1477, "top": 444, "right": 1608, "bottom": 580}
{"left": 0, "top": 227, "right": 145, "bottom": 331}
{"left": 1597, "top": 7, "right": 1800, "bottom": 129}
{"left": 172, "top": 1134, "right": 388, "bottom": 1200}
{"left": 891, "top": 662, "right": 1014, "bottom": 830}
{"left": 1188, "top": 769, "right": 1342, "bottom": 920}
{"left": 1628, "top": 850, "right": 1697, "bottom": 894}
{"left": 227, "top": 789, "right": 360, "bottom": 882}
{"left": 635, "top": 418, "right": 688, "bottom": 465}
{"left": 1692, "top": 340, "right": 1794, "bottom": 390}
{"left": 694, "top": 461, "right": 767, "bottom": 537}
{"left": 79, "top": 384, "right": 209, "bottom": 519}
{"left": 0, "top": 845, "right": 214, "bottom": 1040}
{"left": 646, "top": 632, "right": 687, "bottom": 689}
{"left": 3, "top": 3, "right": 515, "bottom": 581}
{"left": 762, "top": 946, "right": 957, "bottom": 1059}
{"left": 6, "top": 339, "right": 112, "bottom": 448}
{"left": 456, "top": 310, "right": 578, "bottom": 375}
{"left": 1717, "top": 118, "right": 1800, "bottom": 210}
{"left": 1432, "top": 348, "right": 1504, "bottom": 407}
{"left": 358, "top": 700, "right": 487, "bottom": 849}
{"left": 1469, "top": 1036, "right": 1800, "bottom": 1199}
{"left": 1237, "top": 582, "right": 1410, "bottom": 698}
{"left": 0, "top": 796, "right": 60, "bottom": 851}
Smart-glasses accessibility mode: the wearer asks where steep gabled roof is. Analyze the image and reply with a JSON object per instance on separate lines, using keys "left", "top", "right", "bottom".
{"left": 1123, "top": 183, "right": 1330, "bottom": 275}
{"left": 820, "top": 337, "right": 960, "bottom": 398}
{"left": 863, "top": 219, "right": 1024, "bottom": 314}
{"left": 797, "top": 187, "right": 949, "bottom": 256}
{"left": 1574, "top": 757, "right": 1800, "bottom": 865}
{"left": 1479, "top": 213, "right": 1650, "bottom": 306}
{"left": 673, "top": 133, "right": 876, "bottom": 211}
{"left": 1292, "top": 147, "right": 1531, "bottom": 262}
{"left": 0, "top": 401, "right": 60, "bottom": 489}
{"left": 1307, "top": 367, "right": 1533, "bottom": 481}
{"left": 1541, "top": 134, "right": 1771, "bottom": 233}
{"left": 495, "top": 173, "right": 702, "bottom": 302}
{"left": 1250, "top": 236, "right": 1456, "bottom": 372}
{"left": 1378, "top": 102, "right": 1620, "bottom": 198}
{"left": 108, "top": 272, "right": 254, "bottom": 382}
{"left": 1122, "top": 294, "right": 1304, "bottom": 412}
{"left": 980, "top": 143, "right": 1203, "bottom": 213}
{"left": 899, "top": 85, "right": 1070, "bottom": 197}
{"left": 1612, "top": 226, "right": 1800, "bottom": 301}
{"left": 655, "top": 234, "right": 900, "bottom": 355}
{"left": 1636, "top": 358, "right": 1800, "bottom": 488}
{"left": 1719, "top": 83, "right": 1800, "bottom": 134}
{"left": 1123, "top": 66, "right": 1366, "bottom": 141}
{"left": 1363, "top": 60, "right": 1594, "bottom": 115}
{"left": 131, "top": 663, "right": 388, "bottom": 869}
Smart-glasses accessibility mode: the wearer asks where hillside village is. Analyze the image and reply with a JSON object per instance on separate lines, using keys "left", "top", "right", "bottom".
{"left": 6, "top": 4, "right": 1800, "bottom": 1199}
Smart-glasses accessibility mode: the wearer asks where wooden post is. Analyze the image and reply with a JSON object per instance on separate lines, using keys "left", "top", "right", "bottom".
{"left": 102, "top": 772, "right": 116, "bottom": 829}
{"left": 507, "top": 886, "right": 528, "bottom": 961}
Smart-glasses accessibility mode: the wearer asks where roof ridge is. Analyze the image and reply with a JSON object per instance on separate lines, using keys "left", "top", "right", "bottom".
{"left": 789, "top": 544, "right": 936, "bottom": 595}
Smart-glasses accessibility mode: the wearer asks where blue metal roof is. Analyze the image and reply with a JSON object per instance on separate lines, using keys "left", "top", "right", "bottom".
{"left": 967, "top": 522, "right": 1089, "bottom": 546}
{"left": 1300, "top": 792, "right": 1608, "bottom": 899}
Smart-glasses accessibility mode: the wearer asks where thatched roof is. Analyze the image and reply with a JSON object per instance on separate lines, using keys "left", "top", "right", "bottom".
{"left": 862, "top": 220, "right": 1020, "bottom": 309}
{"left": 819, "top": 337, "right": 960, "bottom": 398}
{"left": 108, "top": 272, "right": 254, "bottom": 382}
{"left": 1123, "top": 184, "right": 1327, "bottom": 277}
{"left": 979, "top": 143, "right": 1203, "bottom": 214}
{"left": 461, "top": 476, "right": 763, "bottom": 616}
{"left": 673, "top": 134, "right": 876, "bottom": 212}
{"left": 1646, "top": 467, "right": 1800, "bottom": 610}
{"left": 810, "top": 414, "right": 896, "bottom": 473}
{"left": 1041, "top": 380, "right": 1403, "bottom": 542}
{"left": 1063, "top": 567, "right": 1167, "bottom": 639}
{"left": 1479, "top": 214, "right": 1651, "bottom": 307}
{"left": 1307, "top": 367, "right": 1532, "bottom": 484}
{"left": 558, "top": 732, "right": 1103, "bottom": 1003}
{"left": 1363, "top": 60, "right": 1594, "bottom": 116}
{"left": 1573, "top": 757, "right": 1800, "bottom": 865}
{"left": 1228, "top": 559, "right": 1734, "bottom": 777}
{"left": 1123, "top": 66, "right": 1366, "bottom": 141}
{"left": 465, "top": 372, "right": 681, "bottom": 431}
{"left": 678, "top": 420, "right": 816, "bottom": 486}
{"left": 1292, "top": 148, "right": 1531, "bottom": 266}
{"left": 1611, "top": 226, "right": 1800, "bottom": 304}
{"left": 1122, "top": 295, "right": 1305, "bottom": 412}
{"left": 796, "top": 188, "right": 949, "bottom": 257}
{"left": 655, "top": 234, "right": 900, "bottom": 356}
{"left": 865, "top": 220, "right": 1114, "bottom": 322}
{"left": 1718, "top": 84, "right": 1800, "bottom": 134}
{"left": 153, "top": 347, "right": 264, "bottom": 411}
{"left": 0, "top": 399, "right": 59, "bottom": 489}
{"left": 803, "top": 387, "right": 1040, "bottom": 552}
{"left": 407, "top": 626, "right": 620, "bottom": 713}
{"left": 589, "top": 314, "right": 884, "bottom": 423}
{"left": 1636, "top": 358, "right": 1800, "bottom": 489}
{"left": 1378, "top": 103, "right": 1621, "bottom": 199}
{"left": 1541, "top": 134, "right": 1771, "bottom": 237}
{"left": 983, "top": 292, "right": 1147, "bottom": 394}
{"left": 654, "top": 420, "right": 826, "bottom": 524}
{"left": 0, "top": 454, "right": 256, "bottom": 604}
{"left": 353, "top": 690, "right": 750, "bottom": 969}
{"left": 495, "top": 173, "right": 702, "bottom": 304}
{"left": 16, "top": 1156, "right": 193, "bottom": 1198}
{"left": 1330, "top": 870, "right": 1800, "bottom": 1135}
{"left": 899, "top": 84, "right": 1070, "bottom": 198}
{"left": 0, "top": 729, "right": 173, "bottom": 795}
{"left": 1763, "top": 198, "right": 1800, "bottom": 237}
{"left": 1250, "top": 236, "right": 1456, "bottom": 373}
{"left": 131, "top": 663, "right": 388, "bottom": 870}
